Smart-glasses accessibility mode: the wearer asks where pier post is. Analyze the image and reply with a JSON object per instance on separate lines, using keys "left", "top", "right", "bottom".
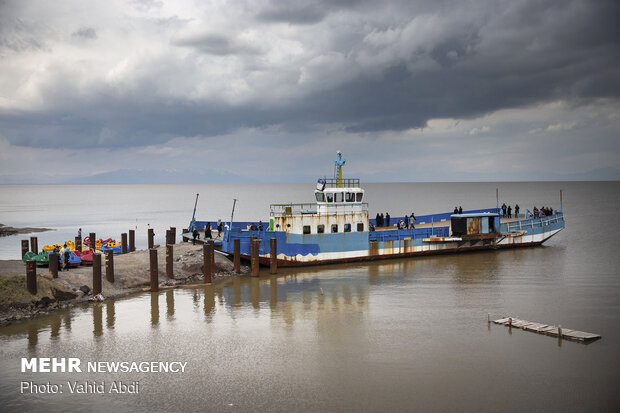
{"left": 128, "top": 229, "right": 135, "bottom": 252}
{"left": 487, "top": 313, "right": 490, "bottom": 324}
{"left": 165, "top": 229, "right": 171, "bottom": 246}
{"left": 166, "top": 244, "right": 174, "bottom": 279}
{"left": 251, "top": 239, "right": 260, "bottom": 277}
{"left": 89, "top": 232, "right": 96, "bottom": 250}
{"left": 182, "top": 229, "right": 188, "bottom": 242}
{"left": 170, "top": 227, "right": 176, "bottom": 244}
{"left": 148, "top": 228, "right": 154, "bottom": 249}
{"left": 121, "top": 233, "right": 128, "bottom": 254}
{"left": 26, "top": 260, "right": 36, "bottom": 295}
{"left": 558, "top": 325, "right": 562, "bottom": 338}
{"left": 149, "top": 248, "right": 158, "bottom": 292}
{"left": 93, "top": 253, "right": 102, "bottom": 295}
{"left": 75, "top": 236, "right": 82, "bottom": 252}
{"left": 270, "top": 237, "right": 277, "bottom": 274}
{"left": 21, "top": 240, "right": 29, "bottom": 258}
{"left": 208, "top": 240, "right": 215, "bottom": 276}
{"left": 234, "top": 238, "right": 240, "bottom": 274}
{"left": 30, "top": 237, "right": 38, "bottom": 254}
{"left": 203, "top": 244, "right": 212, "bottom": 284}
{"left": 49, "top": 253, "right": 59, "bottom": 279}
{"left": 105, "top": 250, "right": 114, "bottom": 283}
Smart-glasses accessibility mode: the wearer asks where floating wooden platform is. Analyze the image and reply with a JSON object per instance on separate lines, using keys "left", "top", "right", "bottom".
{"left": 493, "top": 317, "right": 601, "bottom": 343}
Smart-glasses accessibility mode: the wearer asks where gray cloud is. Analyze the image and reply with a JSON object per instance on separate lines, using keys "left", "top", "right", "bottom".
{"left": 0, "top": 0, "right": 618, "bottom": 182}
{"left": 72, "top": 27, "right": 97, "bottom": 39}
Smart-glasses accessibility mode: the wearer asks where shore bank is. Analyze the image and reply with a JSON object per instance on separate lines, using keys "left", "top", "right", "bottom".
{"left": 0, "top": 223, "right": 52, "bottom": 237}
{"left": 0, "top": 242, "right": 248, "bottom": 326}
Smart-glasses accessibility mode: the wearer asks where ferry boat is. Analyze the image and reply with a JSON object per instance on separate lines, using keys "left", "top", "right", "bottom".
{"left": 188, "top": 152, "right": 565, "bottom": 267}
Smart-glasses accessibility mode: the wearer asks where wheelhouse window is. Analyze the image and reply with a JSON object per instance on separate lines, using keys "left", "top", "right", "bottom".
{"left": 326, "top": 192, "right": 334, "bottom": 202}
{"left": 356, "top": 192, "right": 363, "bottom": 202}
{"left": 315, "top": 192, "right": 325, "bottom": 202}
{"left": 331, "top": 224, "right": 338, "bottom": 233}
{"left": 357, "top": 223, "right": 364, "bottom": 232}
{"left": 344, "top": 223, "right": 351, "bottom": 232}
{"left": 345, "top": 192, "right": 355, "bottom": 202}
{"left": 335, "top": 192, "right": 343, "bottom": 202}
{"left": 317, "top": 224, "right": 325, "bottom": 234}
{"left": 303, "top": 225, "right": 311, "bottom": 234}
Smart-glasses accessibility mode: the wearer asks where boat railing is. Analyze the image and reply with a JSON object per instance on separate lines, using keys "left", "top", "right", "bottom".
{"left": 500, "top": 211, "right": 565, "bottom": 233}
{"left": 319, "top": 177, "right": 361, "bottom": 188}
{"left": 369, "top": 226, "right": 449, "bottom": 242}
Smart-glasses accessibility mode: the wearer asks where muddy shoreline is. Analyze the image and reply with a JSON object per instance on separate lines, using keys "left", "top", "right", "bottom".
{"left": 0, "top": 242, "right": 249, "bottom": 326}
{"left": 0, "top": 223, "right": 53, "bottom": 237}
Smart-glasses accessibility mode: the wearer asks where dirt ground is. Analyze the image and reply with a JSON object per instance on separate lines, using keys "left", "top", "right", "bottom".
{"left": 0, "top": 242, "right": 248, "bottom": 325}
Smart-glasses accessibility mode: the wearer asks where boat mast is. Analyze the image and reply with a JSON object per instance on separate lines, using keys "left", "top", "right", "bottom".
{"left": 335, "top": 151, "right": 346, "bottom": 188}
{"left": 190, "top": 193, "right": 199, "bottom": 231}
{"left": 227, "top": 198, "right": 237, "bottom": 242}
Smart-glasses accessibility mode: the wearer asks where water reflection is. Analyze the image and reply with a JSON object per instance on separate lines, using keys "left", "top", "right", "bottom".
{"left": 166, "top": 290, "right": 175, "bottom": 319}
{"left": 106, "top": 301, "right": 115, "bottom": 328}
{"left": 93, "top": 304, "right": 103, "bottom": 337}
{"left": 150, "top": 293, "right": 159, "bottom": 326}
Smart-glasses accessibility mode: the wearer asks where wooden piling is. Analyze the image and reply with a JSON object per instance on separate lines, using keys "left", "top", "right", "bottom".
{"left": 26, "top": 260, "right": 37, "bottom": 295}
{"left": 121, "top": 233, "right": 128, "bottom": 254}
{"left": 75, "top": 236, "right": 82, "bottom": 252}
{"left": 203, "top": 244, "right": 212, "bottom": 284}
{"left": 128, "top": 229, "right": 135, "bottom": 252}
{"left": 148, "top": 228, "right": 154, "bottom": 249}
{"left": 93, "top": 253, "right": 102, "bottom": 295}
{"left": 208, "top": 240, "right": 215, "bottom": 276}
{"left": 166, "top": 244, "right": 174, "bottom": 279}
{"left": 170, "top": 227, "right": 176, "bottom": 244}
{"left": 89, "top": 232, "right": 96, "bottom": 250}
{"left": 234, "top": 238, "right": 240, "bottom": 274}
{"left": 105, "top": 250, "right": 114, "bottom": 283}
{"left": 558, "top": 325, "right": 562, "bottom": 338}
{"left": 182, "top": 229, "right": 188, "bottom": 242}
{"left": 49, "top": 253, "right": 59, "bottom": 279}
{"left": 149, "top": 248, "right": 158, "bottom": 292}
{"left": 30, "top": 237, "right": 38, "bottom": 254}
{"left": 21, "top": 239, "right": 29, "bottom": 259}
{"left": 251, "top": 239, "right": 260, "bottom": 277}
{"left": 270, "top": 237, "right": 277, "bottom": 274}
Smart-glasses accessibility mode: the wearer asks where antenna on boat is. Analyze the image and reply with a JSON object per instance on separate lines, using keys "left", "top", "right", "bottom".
{"left": 334, "top": 151, "right": 346, "bottom": 188}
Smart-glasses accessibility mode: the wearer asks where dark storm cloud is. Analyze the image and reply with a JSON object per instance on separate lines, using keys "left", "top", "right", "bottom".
{"left": 0, "top": 0, "right": 618, "bottom": 151}
{"left": 173, "top": 33, "right": 261, "bottom": 55}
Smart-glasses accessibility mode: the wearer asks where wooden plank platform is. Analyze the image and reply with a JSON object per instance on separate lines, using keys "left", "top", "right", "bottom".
{"left": 493, "top": 317, "right": 601, "bottom": 343}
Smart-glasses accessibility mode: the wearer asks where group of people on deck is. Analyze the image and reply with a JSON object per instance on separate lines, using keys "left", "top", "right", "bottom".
{"left": 500, "top": 203, "right": 519, "bottom": 218}
{"left": 375, "top": 212, "right": 416, "bottom": 229}
{"left": 192, "top": 220, "right": 223, "bottom": 244}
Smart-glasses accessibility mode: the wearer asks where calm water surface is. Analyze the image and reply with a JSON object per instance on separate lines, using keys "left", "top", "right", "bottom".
{"left": 0, "top": 182, "right": 618, "bottom": 412}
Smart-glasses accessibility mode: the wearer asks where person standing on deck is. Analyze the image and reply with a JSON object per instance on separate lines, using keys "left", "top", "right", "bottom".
{"left": 217, "top": 219, "right": 223, "bottom": 239}
{"left": 454, "top": 207, "right": 458, "bottom": 214}
{"left": 404, "top": 214, "right": 409, "bottom": 229}
{"left": 515, "top": 204, "right": 520, "bottom": 218}
{"left": 458, "top": 206, "right": 463, "bottom": 214}
{"left": 78, "top": 228, "right": 82, "bottom": 238}
{"left": 508, "top": 205, "right": 512, "bottom": 218}
{"left": 204, "top": 222, "right": 212, "bottom": 239}
{"left": 385, "top": 213, "right": 390, "bottom": 227}
{"left": 379, "top": 213, "right": 384, "bottom": 227}
{"left": 375, "top": 213, "right": 380, "bottom": 228}
{"left": 409, "top": 213, "right": 416, "bottom": 229}
{"left": 192, "top": 228, "right": 199, "bottom": 245}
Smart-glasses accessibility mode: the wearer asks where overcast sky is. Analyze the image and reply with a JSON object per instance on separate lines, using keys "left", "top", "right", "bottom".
{"left": 0, "top": 0, "right": 618, "bottom": 184}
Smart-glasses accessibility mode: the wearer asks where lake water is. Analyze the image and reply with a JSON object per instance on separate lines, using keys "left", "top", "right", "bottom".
{"left": 0, "top": 182, "right": 619, "bottom": 412}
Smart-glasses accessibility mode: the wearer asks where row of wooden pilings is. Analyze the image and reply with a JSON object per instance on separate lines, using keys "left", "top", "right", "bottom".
{"left": 23, "top": 229, "right": 278, "bottom": 296}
